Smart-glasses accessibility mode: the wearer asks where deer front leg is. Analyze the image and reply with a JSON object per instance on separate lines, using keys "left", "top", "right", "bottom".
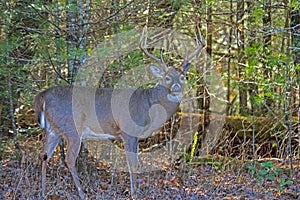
{"left": 122, "top": 134, "right": 139, "bottom": 198}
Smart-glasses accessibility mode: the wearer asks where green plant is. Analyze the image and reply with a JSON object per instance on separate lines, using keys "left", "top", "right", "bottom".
{"left": 278, "top": 177, "right": 293, "bottom": 193}
{"left": 248, "top": 161, "right": 292, "bottom": 193}
{"left": 258, "top": 161, "right": 281, "bottom": 181}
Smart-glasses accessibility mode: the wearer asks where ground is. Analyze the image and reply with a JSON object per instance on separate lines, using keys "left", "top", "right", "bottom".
{"left": 0, "top": 135, "right": 299, "bottom": 200}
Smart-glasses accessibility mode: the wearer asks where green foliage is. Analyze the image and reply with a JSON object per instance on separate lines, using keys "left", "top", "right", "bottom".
{"left": 291, "top": 0, "right": 300, "bottom": 10}
{"left": 248, "top": 161, "right": 292, "bottom": 193}
{"left": 66, "top": 2, "right": 78, "bottom": 13}
{"left": 108, "top": 50, "right": 144, "bottom": 71}
{"left": 258, "top": 161, "right": 281, "bottom": 181}
{"left": 186, "top": 70, "right": 202, "bottom": 86}
{"left": 171, "top": 0, "right": 189, "bottom": 10}
{"left": 251, "top": 7, "right": 265, "bottom": 23}
{"left": 278, "top": 177, "right": 293, "bottom": 192}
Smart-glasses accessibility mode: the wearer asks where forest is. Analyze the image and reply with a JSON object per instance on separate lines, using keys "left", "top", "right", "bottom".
{"left": 0, "top": 0, "right": 299, "bottom": 199}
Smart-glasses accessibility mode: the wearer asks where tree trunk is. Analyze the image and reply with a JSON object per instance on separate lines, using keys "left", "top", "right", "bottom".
{"left": 237, "top": 0, "right": 247, "bottom": 115}
{"left": 247, "top": 1, "right": 259, "bottom": 115}
{"left": 77, "top": 0, "right": 90, "bottom": 86}
{"left": 194, "top": 2, "right": 212, "bottom": 156}
{"left": 227, "top": 0, "right": 234, "bottom": 115}
{"left": 8, "top": 75, "right": 17, "bottom": 138}
{"left": 55, "top": 0, "right": 62, "bottom": 85}
{"left": 291, "top": 5, "right": 300, "bottom": 159}
{"left": 263, "top": 0, "right": 273, "bottom": 112}
{"left": 67, "top": 0, "right": 78, "bottom": 84}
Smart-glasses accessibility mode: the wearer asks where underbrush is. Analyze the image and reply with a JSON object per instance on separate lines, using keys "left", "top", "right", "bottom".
{"left": 0, "top": 134, "right": 299, "bottom": 200}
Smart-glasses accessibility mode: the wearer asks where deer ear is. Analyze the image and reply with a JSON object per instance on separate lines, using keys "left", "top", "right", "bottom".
{"left": 150, "top": 65, "right": 165, "bottom": 78}
{"left": 182, "top": 63, "right": 191, "bottom": 75}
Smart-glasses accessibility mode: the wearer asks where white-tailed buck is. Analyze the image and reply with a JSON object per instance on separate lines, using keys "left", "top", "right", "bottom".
{"left": 34, "top": 27, "right": 202, "bottom": 199}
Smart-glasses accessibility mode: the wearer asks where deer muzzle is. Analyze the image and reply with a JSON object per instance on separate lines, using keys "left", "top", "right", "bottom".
{"left": 167, "top": 84, "right": 183, "bottom": 103}
{"left": 171, "top": 83, "right": 181, "bottom": 93}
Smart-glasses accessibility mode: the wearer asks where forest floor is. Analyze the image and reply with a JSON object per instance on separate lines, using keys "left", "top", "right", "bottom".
{"left": 0, "top": 135, "right": 299, "bottom": 200}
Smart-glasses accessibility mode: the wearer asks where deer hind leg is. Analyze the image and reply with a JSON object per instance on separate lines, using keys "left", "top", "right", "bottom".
{"left": 122, "top": 134, "right": 139, "bottom": 198}
{"left": 64, "top": 135, "right": 85, "bottom": 199}
{"left": 41, "top": 126, "right": 60, "bottom": 198}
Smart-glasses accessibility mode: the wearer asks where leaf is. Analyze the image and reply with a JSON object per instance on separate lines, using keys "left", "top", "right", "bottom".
{"left": 261, "top": 161, "right": 274, "bottom": 169}
{"left": 266, "top": 174, "right": 275, "bottom": 181}
{"left": 274, "top": 168, "right": 282, "bottom": 175}
{"left": 280, "top": 177, "right": 293, "bottom": 186}
{"left": 247, "top": 165, "right": 255, "bottom": 172}
{"left": 258, "top": 169, "right": 268, "bottom": 176}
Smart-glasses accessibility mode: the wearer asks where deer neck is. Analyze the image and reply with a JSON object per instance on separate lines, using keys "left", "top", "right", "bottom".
{"left": 148, "top": 84, "right": 181, "bottom": 109}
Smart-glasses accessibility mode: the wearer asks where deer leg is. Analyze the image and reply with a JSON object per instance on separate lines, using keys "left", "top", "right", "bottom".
{"left": 41, "top": 127, "right": 60, "bottom": 198}
{"left": 122, "top": 134, "right": 139, "bottom": 198}
{"left": 58, "top": 138, "right": 65, "bottom": 164}
{"left": 65, "top": 136, "right": 85, "bottom": 200}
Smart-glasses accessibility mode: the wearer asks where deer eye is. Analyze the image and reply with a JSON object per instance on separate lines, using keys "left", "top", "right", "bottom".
{"left": 179, "top": 75, "right": 185, "bottom": 82}
{"left": 166, "top": 76, "right": 172, "bottom": 83}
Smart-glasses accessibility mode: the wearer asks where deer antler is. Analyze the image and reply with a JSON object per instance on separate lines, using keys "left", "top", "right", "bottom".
{"left": 140, "top": 26, "right": 168, "bottom": 71}
{"left": 181, "top": 26, "right": 204, "bottom": 68}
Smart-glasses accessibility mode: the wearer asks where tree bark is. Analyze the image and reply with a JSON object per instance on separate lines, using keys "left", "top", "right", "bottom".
{"left": 194, "top": 2, "right": 212, "bottom": 156}
{"left": 237, "top": 0, "right": 247, "bottom": 115}
{"left": 263, "top": 0, "right": 273, "bottom": 111}
{"left": 291, "top": 4, "right": 300, "bottom": 159}
{"left": 227, "top": 0, "right": 233, "bottom": 115}
{"left": 67, "top": 0, "right": 78, "bottom": 84}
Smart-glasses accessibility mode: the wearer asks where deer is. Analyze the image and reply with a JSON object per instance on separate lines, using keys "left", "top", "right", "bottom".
{"left": 33, "top": 27, "right": 202, "bottom": 199}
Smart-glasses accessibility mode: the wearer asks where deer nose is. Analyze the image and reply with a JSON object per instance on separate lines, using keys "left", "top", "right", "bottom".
{"left": 172, "top": 84, "right": 181, "bottom": 92}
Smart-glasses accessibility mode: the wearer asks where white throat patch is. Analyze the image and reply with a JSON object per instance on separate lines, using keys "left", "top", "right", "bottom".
{"left": 167, "top": 93, "right": 182, "bottom": 103}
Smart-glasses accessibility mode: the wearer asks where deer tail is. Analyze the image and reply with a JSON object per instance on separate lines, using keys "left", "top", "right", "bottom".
{"left": 33, "top": 90, "right": 47, "bottom": 128}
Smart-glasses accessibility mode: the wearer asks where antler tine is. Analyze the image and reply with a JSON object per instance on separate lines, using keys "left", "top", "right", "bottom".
{"left": 160, "top": 49, "right": 168, "bottom": 70}
{"left": 140, "top": 26, "right": 168, "bottom": 70}
{"left": 181, "top": 27, "right": 204, "bottom": 67}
